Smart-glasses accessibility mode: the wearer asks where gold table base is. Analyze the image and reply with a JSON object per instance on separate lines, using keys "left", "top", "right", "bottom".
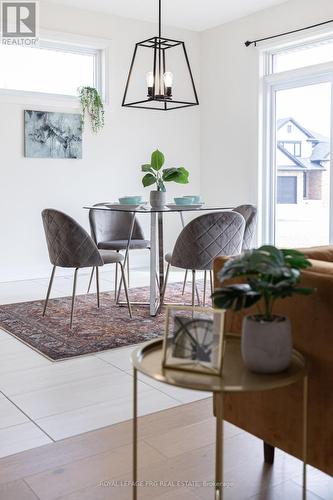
{"left": 132, "top": 335, "right": 308, "bottom": 500}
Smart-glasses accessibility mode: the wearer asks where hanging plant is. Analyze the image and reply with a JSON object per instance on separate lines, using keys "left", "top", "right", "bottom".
{"left": 78, "top": 86, "right": 105, "bottom": 133}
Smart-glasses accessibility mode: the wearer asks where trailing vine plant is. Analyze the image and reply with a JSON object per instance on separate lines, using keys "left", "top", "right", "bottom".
{"left": 78, "top": 86, "right": 105, "bottom": 133}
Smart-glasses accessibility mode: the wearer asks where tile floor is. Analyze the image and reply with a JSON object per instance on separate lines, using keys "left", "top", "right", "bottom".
{"left": 0, "top": 268, "right": 209, "bottom": 458}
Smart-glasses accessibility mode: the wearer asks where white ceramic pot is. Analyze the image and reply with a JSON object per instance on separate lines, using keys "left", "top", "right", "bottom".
{"left": 150, "top": 190, "right": 166, "bottom": 209}
{"left": 241, "top": 315, "right": 292, "bottom": 373}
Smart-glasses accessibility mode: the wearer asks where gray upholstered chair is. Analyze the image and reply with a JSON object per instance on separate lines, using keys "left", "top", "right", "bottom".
{"left": 42, "top": 209, "right": 132, "bottom": 328}
{"left": 233, "top": 204, "right": 257, "bottom": 250}
{"left": 162, "top": 211, "right": 245, "bottom": 306}
{"left": 88, "top": 205, "right": 150, "bottom": 297}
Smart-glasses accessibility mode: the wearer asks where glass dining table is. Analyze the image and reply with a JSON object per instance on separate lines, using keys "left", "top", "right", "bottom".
{"left": 84, "top": 204, "right": 233, "bottom": 316}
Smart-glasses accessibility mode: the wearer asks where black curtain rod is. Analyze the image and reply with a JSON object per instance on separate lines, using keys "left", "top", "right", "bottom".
{"left": 245, "top": 19, "right": 333, "bottom": 47}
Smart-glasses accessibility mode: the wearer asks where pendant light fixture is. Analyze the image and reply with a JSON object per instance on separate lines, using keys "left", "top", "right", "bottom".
{"left": 122, "top": 0, "right": 199, "bottom": 110}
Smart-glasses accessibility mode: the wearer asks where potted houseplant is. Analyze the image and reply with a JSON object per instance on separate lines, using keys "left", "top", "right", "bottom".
{"left": 78, "top": 86, "right": 104, "bottom": 133}
{"left": 141, "top": 149, "right": 189, "bottom": 208}
{"left": 212, "top": 245, "right": 313, "bottom": 373}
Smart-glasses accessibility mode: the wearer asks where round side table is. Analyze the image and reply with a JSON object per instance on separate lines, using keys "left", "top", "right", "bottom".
{"left": 131, "top": 333, "right": 308, "bottom": 500}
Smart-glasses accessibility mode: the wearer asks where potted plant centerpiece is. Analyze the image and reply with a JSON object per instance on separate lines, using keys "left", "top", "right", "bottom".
{"left": 141, "top": 149, "right": 189, "bottom": 208}
{"left": 212, "top": 246, "right": 313, "bottom": 373}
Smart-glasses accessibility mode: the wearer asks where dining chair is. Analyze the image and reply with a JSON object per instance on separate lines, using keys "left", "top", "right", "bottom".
{"left": 233, "top": 204, "right": 257, "bottom": 250}
{"left": 41, "top": 209, "right": 132, "bottom": 328}
{"left": 88, "top": 204, "right": 150, "bottom": 298}
{"left": 162, "top": 211, "right": 245, "bottom": 306}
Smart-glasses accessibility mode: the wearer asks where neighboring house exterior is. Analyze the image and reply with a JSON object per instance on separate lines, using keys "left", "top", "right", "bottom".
{"left": 276, "top": 117, "right": 330, "bottom": 204}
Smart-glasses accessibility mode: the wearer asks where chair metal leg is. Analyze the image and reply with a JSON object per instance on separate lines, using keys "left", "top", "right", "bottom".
{"left": 195, "top": 273, "right": 201, "bottom": 306}
{"left": 161, "top": 262, "right": 170, "bottom": 304}
{"left": 127, "top": 251, "right": 130, "bottom": 287}
{"left": 191, "top": 270, "right": 196, "bottom": 307}
{"left": 182, "top": 270, "right": 188, "bottom": 295}
{"left": 43, "top": 265, "right": 56, "bottom": 316}
{"left": 203, "top": 270, "right": 207, "bottom": 307}
{"left": 120, "top": 264, "right": 132, "bottom": 318}
{"left": 114, "top": 252, "right": 119, "bottom": 300}
{"left": 116, "top": 213, "right": 136, "bottom": 303}
{"left": 70, "top": 268, "right": 78, "bottom": 329}
{"left": 87, "top": 267, "right": 95, "bottom": 294}
{"left": 210, "top": 270, "right": 214, "bottom": 304}
{"left": 96, "top": 266, "right": 100, "bottom": 308}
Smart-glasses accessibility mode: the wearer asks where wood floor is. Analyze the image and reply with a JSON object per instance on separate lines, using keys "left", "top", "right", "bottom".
{"left": 0, "top": 398, "right": 331, "bottom": 500}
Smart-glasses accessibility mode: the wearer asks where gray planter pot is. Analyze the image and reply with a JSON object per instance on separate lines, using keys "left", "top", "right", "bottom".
{"left": 150, "top": 190, "right": 166, "bottom": 209}
{"left": 241, "top": 315, "right": 292, "bottom": 373}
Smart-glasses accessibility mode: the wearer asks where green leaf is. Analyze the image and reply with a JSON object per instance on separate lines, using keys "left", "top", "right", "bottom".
{"left": 151, "top": 150, "right": 165, "bottom": 171}
{"left": 176, "top": 167, "right": 190, "bottom": 184}
{"left": 212, "top": 285, "right": 261, "bottom": 311}
{"left": 142, "top": 173, "right": 157, "bottom": 188}
{"left": 259, "top": 245, "right": 284, "bottom": 265}
{"left": 216, "top": 245, "right": 313, "bottom": 314}
{"left": 162, "top": 167, "right": 189, "bottom": 184}
{"left": 282, "top": 248, "right": 312, "bottom": 269}
{"left": 141, "top": 164, "right": 153, "bottom": 173}
{"left": 162, "top": 168, "right": 179, "bottom": 181}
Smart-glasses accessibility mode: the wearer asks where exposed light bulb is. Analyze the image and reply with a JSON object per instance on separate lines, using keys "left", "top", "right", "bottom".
{"left": 163, "top": 72, "right": 173, "bottom": 88}
{"left": 146, "top": 71, "right": 154, "bottom": 97}
{"left": 163, "top": 72, "right": 173, "bottom": 98}
{"left": 146, "top": 71, "right": 173, "bottom": 99}
{"left": 146, "top": 71, "right": 154, "bottom": 88}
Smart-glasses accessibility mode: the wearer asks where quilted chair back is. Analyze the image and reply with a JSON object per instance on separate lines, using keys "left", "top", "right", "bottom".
{"left": 89, "top": 205, "right": 146, "bottom": 245}
{"left": 233, "top": 205, "right": 257, "bottom": 250}
{"left": 171, "top": 211, "right": 245, "bottom": 271}
{"left": 42, "top": 209, "right": 103, "bottom": 269}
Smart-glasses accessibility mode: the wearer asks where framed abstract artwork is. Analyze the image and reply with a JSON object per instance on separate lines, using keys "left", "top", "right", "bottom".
{"left": 24, "top": 110, "right": 82, "bottom": 159}
{"left": 162, "top": 306, "right": 226, "bottom": 376}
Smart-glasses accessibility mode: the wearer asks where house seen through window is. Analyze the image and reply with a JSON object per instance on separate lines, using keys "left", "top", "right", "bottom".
{"left": 274, "top": 85, "right": 331, "bottom": 247}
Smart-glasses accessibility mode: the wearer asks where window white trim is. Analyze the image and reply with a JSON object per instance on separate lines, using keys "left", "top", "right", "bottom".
{"left": 0, "top": 29, "right": 110, "bottom": 105}
{"left": 261, "top": 62, "right": 333, "bottom": 244}
{"left": 257, "top": 26, "right": 333, "bottom": 244}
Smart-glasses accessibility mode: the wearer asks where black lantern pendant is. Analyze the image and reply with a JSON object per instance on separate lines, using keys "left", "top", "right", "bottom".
{"left": 122, "top": 0, "right": 199, "bottom": 110}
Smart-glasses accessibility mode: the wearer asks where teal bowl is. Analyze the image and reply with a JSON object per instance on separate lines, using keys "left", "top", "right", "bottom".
{"left": 174, "top": 197, "right": 195, "bottom": 205}
{"left": 118, "top": 196, "right": 143, "bottom": 205}
{"left": 183, "top": 195, "right": 202, "bottom": 204}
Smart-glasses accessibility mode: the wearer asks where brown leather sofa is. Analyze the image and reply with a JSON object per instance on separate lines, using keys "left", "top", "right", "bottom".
{"left": 213, "top": 246, "right": 333, "bottom": 476}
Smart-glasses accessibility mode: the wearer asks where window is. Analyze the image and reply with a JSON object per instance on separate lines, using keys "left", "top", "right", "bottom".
{"left": 0, "top": 40, "right": 102, "bottom": 97}
{"left": 279, "top": 141, "right": 302, "bottom": 157}
{"left": 294, "top": 142, "right": 301, "bottom": 157}
{"left": 271, "top": 38, "right": 333, "bottom": 74}
{"left": 262, "top": 36, "right": 332, "bottom": 247}
{"left": 287, "top": 124, "right": 292, "bottom": 133}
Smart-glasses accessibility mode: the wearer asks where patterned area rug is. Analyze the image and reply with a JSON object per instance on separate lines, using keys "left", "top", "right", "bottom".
{"left": 0, "top": 281, "right": 207, "bottom": 361}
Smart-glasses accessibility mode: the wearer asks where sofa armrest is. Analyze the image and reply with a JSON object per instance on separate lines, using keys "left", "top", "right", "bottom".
{"left": 213, "top": 253, "right": 333, "bottom": 475}
{"left": 297, "top": 245, "right": 333, "bottom": 263}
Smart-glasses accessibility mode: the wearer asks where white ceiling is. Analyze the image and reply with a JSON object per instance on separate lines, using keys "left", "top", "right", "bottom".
{"left": 47, "top": 0, "right": 288, "bottom": 32}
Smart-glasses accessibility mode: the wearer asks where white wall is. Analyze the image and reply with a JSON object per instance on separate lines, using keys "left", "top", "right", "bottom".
{"left": 3, "top": 0, "right": 333, "bottom": 282}
{"left": 200, "top": 0, "right": 333, "bottom": 213}
{"left": 0, "top": 2, "right": 200, "bottom": 281}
